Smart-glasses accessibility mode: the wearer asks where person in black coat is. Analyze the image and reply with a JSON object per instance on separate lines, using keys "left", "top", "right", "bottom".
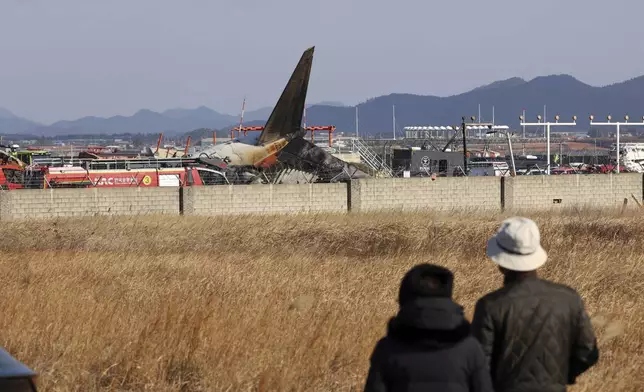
{"left": 364, "top": 264, "right": 494, "bottom": 392}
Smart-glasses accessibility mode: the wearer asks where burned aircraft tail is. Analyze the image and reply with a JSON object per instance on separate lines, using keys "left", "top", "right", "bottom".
{"left": 257, "top": 47, "right": 314, "bottom": 146}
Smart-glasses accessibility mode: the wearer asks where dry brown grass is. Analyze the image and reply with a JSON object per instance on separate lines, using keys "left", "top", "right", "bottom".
{"left": 0, "top": 209, "right": 642, "bottom": 391}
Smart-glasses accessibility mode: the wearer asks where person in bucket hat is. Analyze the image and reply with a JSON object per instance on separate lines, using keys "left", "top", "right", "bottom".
{"left": 485, "top": 216, "right": 548, "bottom": 272}
{"left": 472, "top": 217, "right": 599, "bottom": 392}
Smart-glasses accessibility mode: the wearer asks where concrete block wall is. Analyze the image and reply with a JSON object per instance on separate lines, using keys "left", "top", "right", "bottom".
{"left": 349, "top": 177, "right": 501, "bottom": 212}
{"left": 182, "top": 183, "right": 348, "bottom": 216}
{"left": 0, "top": 187, "right": 179, "bottom": 220}
{"left": 504, "top": 173, "right": 642, "bottom": 210}
{"left": 0, "top": 175, "right": 642, "bottom": 220}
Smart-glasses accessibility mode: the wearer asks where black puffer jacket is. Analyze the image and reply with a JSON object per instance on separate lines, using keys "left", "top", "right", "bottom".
{"left": 471, "top": 276, "right": 599, "bottom": 392}
{"left": 364, "top": 297, "right": 494, "bottom": 392}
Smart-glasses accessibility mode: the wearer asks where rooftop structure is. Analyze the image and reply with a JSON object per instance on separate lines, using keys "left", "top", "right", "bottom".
{"left": 404, "top": 124, "right": 510, "bottom": 139}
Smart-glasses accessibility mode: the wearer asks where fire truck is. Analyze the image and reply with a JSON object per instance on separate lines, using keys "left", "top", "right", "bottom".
{"left": 0, "top": 165, "right": 230, "bottom": 189}
{"left": 0, "top": 163, "right": 27, "bottom": 190}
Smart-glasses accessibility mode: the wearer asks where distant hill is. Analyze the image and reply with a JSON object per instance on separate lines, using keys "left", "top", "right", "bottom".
{"left": 0, "top": 107, "right": 17, "bottom": 119}
{"left": 5, "top": 75, "right": 644, "bottom": 137}
{"left": 470, "top": 77, "right": 527, "bottom": 92}
{"left": 184, "top": 120, "right": 267, "bottom": 143}
{"left": 243, "top": 107, "right": 273, "bottom": 122}
{"left": 303, "top": 74, "right": 644, "bottom": 136}
{"left": 0, "top": 107, "right": 43, "bottom": 134}
{"left": 46, "top": 107, "right": 240, "bottom": 136}
{"left": 0, "top": 105, "right": 279, "bottom": 137}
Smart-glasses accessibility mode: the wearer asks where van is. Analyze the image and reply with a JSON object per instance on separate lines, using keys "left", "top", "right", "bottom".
{"left": 468, "top": 161, "right": 511, "bottom": 176}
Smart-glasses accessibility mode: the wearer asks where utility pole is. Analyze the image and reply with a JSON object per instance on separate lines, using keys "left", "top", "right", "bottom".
{"left": 594, "top": 138, "right": 597, "bottom": 165}
{"left": 392, "top": 105, "right": 396, "bottom": 140}
{"left": 238, "top": 96, "right": 246, "bottom": 138}
{"left": 478, "top": 104, "right": 481, "bottom": 138}
{"left": 355, "top": 106, "right": 359, "bottom": 138}
{"left": 543, "top": 105, "right": 547, "bottom": 138}
{"left": 461, "top": 117, "right": 468, "bottom": 175}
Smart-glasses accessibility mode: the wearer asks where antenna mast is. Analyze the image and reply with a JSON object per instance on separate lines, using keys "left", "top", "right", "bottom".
{"left": 392, "top": 104, "right": 396, "bottom": 140}
{"left": 355, "top": 106, "right": 359, "bottom": 138}
{"left": 238, "top": 96, "right": 246, "bottom": 138}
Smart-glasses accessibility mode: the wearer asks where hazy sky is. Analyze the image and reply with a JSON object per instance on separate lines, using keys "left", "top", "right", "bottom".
{"left": 1, "top": 0, "right": 643, "bottom": 124}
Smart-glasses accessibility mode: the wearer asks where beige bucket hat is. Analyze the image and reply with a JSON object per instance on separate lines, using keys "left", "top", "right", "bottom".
{"left": 486, "top": 217, "right": 548, "bottom": 271}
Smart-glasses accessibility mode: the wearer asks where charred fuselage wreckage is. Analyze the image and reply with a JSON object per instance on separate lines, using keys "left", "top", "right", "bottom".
{"left": 191, "top": 46, "right": 368, "bottom": 184}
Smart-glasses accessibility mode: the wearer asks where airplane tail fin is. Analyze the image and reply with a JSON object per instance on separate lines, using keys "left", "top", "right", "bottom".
{"left": 257, "top": 46, "right": 314, "bottom": 145}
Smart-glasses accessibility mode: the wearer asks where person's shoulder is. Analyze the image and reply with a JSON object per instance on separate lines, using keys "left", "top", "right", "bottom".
{"left": 474, "top": 284, "right": 512, "bottom": 307}
{"left": 537, "top": 278, "right": 578, "bottom": 292}
{"left": 369, "top": 335, "right": 404, "bottom": 361}
{"left": 536, "top": 278, "right": 584, "bottom": 302}
{"left": 371, "top": 335, "right": 392, "bottom": 352}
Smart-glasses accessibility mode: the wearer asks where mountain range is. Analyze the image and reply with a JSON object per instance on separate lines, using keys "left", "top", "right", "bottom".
{"left": 3, "top": 74, "right": 644, "bottom": 138}
{"left": 0, "top": 107, "right": 42, "bottom": 134}
{"left": 0, "top": 105, "right": 273, "bottom": 137}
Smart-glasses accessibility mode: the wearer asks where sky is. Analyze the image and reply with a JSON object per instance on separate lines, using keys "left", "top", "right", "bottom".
{"left": 1, "top": 0, "right": 643, "bottom": 124}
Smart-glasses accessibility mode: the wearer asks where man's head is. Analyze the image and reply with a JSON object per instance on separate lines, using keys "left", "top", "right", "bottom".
{"left": 486, "top": 216, "right": 547, "bottom": 273}
{"left": 398, "top": 264, "right": 454, "bottom": 306}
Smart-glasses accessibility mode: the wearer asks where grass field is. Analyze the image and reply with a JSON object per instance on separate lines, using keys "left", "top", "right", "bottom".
{"left": 0, "top": 210, "right": 642, "bottom": 391}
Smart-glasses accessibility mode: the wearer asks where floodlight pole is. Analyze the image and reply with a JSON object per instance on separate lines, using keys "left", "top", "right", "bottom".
{"left": 461, "top": 117, "right": 468, "bottom": 174}
{"left": 590, "top": 120, "right": 644, "bottom": 173}
{"left": 520, "top": 120, "right": 576, "bottom": 175}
